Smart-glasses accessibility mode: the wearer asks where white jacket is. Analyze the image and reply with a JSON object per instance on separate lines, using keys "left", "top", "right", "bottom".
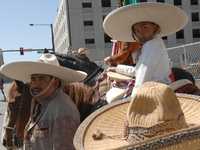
{"left": 116, "top": 37, "right": 172, "bottom": 95}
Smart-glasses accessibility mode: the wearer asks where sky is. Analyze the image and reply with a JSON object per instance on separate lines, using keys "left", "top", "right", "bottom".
{"left": 0, "top": 0, "right": 59, "bottom": 63}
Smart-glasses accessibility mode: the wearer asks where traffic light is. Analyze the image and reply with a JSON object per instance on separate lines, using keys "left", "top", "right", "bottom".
{"left": 44, "top": 48, "right": 49, "bottom": 53}
{"left": 19, "top": 47, "right": 24, "bottom": 55}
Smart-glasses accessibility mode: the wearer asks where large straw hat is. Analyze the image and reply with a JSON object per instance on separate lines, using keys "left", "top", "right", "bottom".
{"left": 0, "top": 53, "right": 87, "bottom": 82}
{"left": 74, "top": 82, "right": 200, "bottom": 150}
{"left": 103, "top": 2, "right": 188, "bottom": 42}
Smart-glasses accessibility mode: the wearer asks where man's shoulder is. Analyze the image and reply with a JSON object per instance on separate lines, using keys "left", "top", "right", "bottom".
{"left": 144, "top": 37, "right": 164, "bottom": 48}
{"left": 47, "top": 91, "right": 77, "bottom": 112}
{"left": 142, "top": 37, "right": 165, "bottom": 55}
{"left": 46, "top": 92, "right": 80, "bottom": 121}
{"left": 49, "top": 91, "right": 73, "bottom": 106}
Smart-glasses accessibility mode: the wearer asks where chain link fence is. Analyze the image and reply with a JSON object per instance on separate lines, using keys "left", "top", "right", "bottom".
{"left": 167, "top": 41, "right": 200, "bottom": 79}
{"left": 95, "top": 41, "right": 200, "bottom": 80}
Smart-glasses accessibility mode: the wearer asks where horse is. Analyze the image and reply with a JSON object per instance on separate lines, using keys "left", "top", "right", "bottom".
{"left": 2, "top": 81, "right": 32, "bottom": 149}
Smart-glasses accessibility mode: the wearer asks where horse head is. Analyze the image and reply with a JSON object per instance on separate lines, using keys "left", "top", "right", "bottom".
{"left": 2, "top": 81, "right": 32, "bottom": 148}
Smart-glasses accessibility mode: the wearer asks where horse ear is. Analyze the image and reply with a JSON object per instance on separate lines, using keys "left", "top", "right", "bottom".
{"left": 7, "top": 81, "right": 21, "bottom": 103}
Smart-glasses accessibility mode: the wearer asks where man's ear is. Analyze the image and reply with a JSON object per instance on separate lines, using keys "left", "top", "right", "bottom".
{"left": 154, "top": 25, "right": 161, "bottom": 35}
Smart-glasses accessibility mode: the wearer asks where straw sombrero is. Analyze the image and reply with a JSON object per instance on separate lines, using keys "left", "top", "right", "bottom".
{"left": 107, "top": 71, "right": 133, "bottom": 81}
{"left": 103, "top": 2, "right": 188, "bottom": 42}
{"left": 74, "top": 82, "right": 200, "bottom": 150}
{"left": 0, "top": 53, "right": 87, "bottom": 82}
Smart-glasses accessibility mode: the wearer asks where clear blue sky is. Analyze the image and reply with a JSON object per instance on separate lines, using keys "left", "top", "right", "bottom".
{"left": 0, "top": 0, "right": 59, "bottom": 63}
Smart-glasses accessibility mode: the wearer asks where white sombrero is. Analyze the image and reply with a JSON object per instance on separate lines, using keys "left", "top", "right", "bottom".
{"left": 74, "top": 82, "right": 200, "bottom": 150}
{"left": 0, "top": 54, "right": 87, "bottom": 82}
{"left": 103, "top": 2, "right": 188, "bottom": 42}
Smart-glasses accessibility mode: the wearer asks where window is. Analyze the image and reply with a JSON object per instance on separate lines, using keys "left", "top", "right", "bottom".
{"left": 104, "top": 34, "right": 111, "bottom": 43}
{"left": 85, "top": 38, "right": 95, "bottom": 44}
{"left": 101, "top": 0, "right": 111, "bottom": 7}
{"left": 83, "top": 20, "right": 93, "bottom": 26}
{"left": 176, "top": 30, "right": 184, "bottom": 39}
{"left": 192, "top": 12, "right": 199, "bottom": 22}
{"left": 162, "top": 36, "right": 168, "bottom": 40}
{"left": 191, "top": 0, "right": 198, "bottom": 5}
{"left": 174, "top": 0, "right": 182, "bottom": 5}
{"left": 157, "top": 0, "right": 165, "bottom": 2}
{"left": 82, "top": 2, "right": 92, "bottom": 8}
{"left": 193, "top": 29, "right": 200, "bottom": 38}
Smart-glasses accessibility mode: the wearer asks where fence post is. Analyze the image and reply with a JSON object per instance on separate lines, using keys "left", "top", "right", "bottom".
{"left": 183, "top": 45, "right": 187, "bottom": 65}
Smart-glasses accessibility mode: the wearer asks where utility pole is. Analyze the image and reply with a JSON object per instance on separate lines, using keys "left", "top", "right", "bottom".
{"left": 29, "top": 24, "right": 55, "bottom": 53}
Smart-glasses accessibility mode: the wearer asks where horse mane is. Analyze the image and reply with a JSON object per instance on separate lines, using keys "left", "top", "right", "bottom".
{"left": 64, "top": 82, "right": 98, "bottom": 108}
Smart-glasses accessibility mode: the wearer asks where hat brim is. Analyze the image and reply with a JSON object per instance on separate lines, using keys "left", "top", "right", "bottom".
{"left": 107, "top": 71, "right": 133, "bottom": 81}
{"left": 0, "top": 61, "right": 87, "bottom": 82}
{"left": 74, "top": 94, "right": 200, "bottom": 150}
{"left": 103, "top": 2, "right": 188, "bottom": 42}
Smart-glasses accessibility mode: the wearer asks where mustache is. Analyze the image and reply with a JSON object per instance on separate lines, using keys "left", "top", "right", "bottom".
{"left": 30, "top": 88, "right": 42, "bottom": 96}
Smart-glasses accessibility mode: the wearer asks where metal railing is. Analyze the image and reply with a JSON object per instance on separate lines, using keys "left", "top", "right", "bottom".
{"left": 167, "top": 41, "right": 200, "bottom": 79}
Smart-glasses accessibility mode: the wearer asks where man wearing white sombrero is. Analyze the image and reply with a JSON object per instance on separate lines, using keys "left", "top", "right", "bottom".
{"left": 0, "top": 53, "right": 87, "bottom": 150}
{"left": 103, "top": 2, "right": 188, "bottom": 97}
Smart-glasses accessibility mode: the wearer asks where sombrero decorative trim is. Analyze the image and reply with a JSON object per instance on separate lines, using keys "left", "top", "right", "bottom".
{"left": 103, "top": 2, "right": 188, "bottom": 42}
{"left": 0, "top": 54, "right": 87, "bottom": 82}
{"left": 74, "top": 83, "right": 200, "bottom": 150}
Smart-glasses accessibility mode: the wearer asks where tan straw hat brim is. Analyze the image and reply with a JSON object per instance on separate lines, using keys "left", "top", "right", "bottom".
{"left": 103, "top": 2, "right": 188, "bottom": 42}
{"left": 0, "top": 61, "right": 87, "bottom": 82}
{"left": 107, "top": 71, "right": 133, "bottom": 81}
{"left": 74, "top": 94, "right": 200, "bottom": 150}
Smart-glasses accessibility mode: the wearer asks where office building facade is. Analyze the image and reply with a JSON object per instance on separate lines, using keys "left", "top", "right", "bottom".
{"left": 53, "top": 0, "right": 200, "bottom": 61}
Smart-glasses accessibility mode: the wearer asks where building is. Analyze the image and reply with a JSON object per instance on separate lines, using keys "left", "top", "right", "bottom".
{"left": 53, "top": 0, "right": 200, "bottom": 61}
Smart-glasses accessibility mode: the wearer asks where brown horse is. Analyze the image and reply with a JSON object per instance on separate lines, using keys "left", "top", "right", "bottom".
{"left": 2, "top": 81, "right": 32, "bottom": 149}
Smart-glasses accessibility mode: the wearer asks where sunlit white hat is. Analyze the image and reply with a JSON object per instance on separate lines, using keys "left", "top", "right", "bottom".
{"left": 0, "top": 53, "right": 87, "bottom": 82}
{"left": 103, "top": 2, "right": 188, "bottom": 42}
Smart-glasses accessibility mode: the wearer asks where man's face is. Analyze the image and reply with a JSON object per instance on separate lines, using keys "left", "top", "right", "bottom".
{"left": 30, "top": 74, "right": 52, "bottom": 95}
{"left": 132, "top": 22, "right": 160, "bottom": 43}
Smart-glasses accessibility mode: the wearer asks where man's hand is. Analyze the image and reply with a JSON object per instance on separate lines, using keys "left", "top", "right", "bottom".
{"left": 104, "top": 56, "right": 112, "bottom": 65}
{"left": 106, "top": 67, "right": 116, "bottom": 72}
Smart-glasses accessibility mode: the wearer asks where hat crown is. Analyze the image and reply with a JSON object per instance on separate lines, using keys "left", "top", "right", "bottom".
{"left": 127, "top": 82, "right": 187, "bottom": 128}
{"left": 38, "top": 54, "right": 60, "bottom": 66}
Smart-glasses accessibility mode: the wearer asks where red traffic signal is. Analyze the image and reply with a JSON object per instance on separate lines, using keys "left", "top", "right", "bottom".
{"left": 44, "top": 48, "right": 49, "bottom": 53}
{"left": 19, "top": 47, "right": 24, "bottom": 55}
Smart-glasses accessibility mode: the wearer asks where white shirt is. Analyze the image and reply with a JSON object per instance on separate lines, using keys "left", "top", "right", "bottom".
{"left": 116, "top": 37, "right": 172, "bottom": 94}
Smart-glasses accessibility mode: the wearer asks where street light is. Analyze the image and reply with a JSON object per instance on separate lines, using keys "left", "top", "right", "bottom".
{"left": 29, "top": 23, "right": 55, "bottom": 52}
